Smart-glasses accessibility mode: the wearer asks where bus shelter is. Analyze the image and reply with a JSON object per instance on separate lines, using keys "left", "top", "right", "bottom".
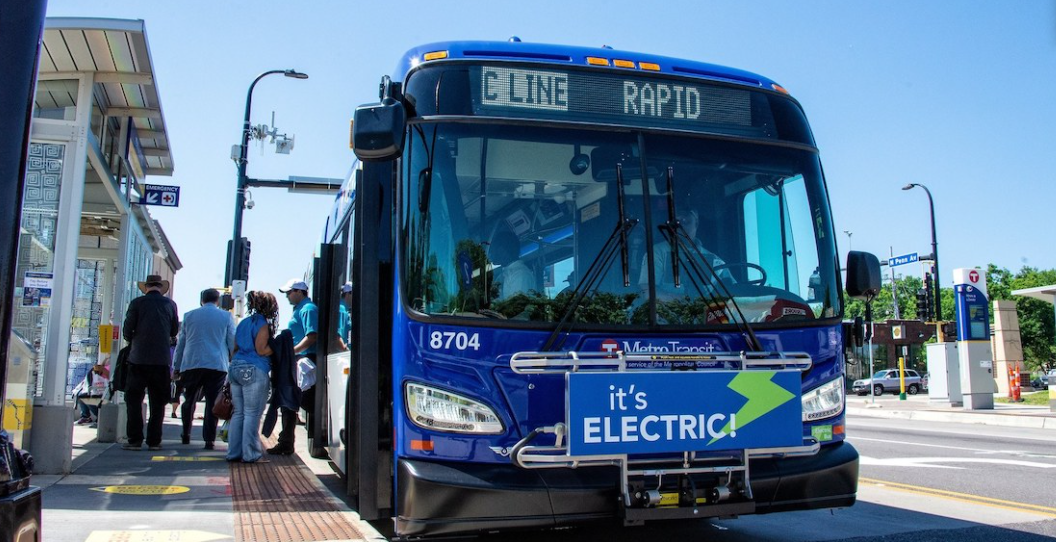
{"left": 4, "top": 17, "right": 181, "bottom": 474}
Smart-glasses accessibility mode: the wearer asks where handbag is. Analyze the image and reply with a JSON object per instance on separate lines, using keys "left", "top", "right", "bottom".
{"left": 212, "top": 381, "right": 233, "bottom": 421}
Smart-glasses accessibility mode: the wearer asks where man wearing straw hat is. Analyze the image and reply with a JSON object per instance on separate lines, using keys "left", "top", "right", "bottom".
{"left": 121, "top": 274, "right": 180, "bottom": 450}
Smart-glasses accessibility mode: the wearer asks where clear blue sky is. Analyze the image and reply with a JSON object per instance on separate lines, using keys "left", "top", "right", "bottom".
{"left": 45, "top": 0, "right": 1056, "bottom": 323}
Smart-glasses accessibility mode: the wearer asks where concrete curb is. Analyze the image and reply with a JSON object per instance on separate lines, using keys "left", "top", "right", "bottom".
{"left": 847, "top": 406, "right": 1056, "bottom": 429}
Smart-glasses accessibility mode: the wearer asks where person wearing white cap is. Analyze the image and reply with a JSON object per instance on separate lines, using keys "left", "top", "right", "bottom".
{"left": 271, "top": 278, "right": 318, "bottom": 454}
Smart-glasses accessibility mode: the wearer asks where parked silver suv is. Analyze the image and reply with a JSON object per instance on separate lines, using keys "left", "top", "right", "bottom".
{"left": 852, "top": 369, "right": 923, "bottom": 396}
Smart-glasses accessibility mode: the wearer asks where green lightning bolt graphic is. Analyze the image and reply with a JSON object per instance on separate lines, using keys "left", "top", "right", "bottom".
{"left": 708, "top": 371, "right": 795, "bottom": 446}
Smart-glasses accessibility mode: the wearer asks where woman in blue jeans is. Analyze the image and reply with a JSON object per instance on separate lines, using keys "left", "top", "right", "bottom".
{"left": 227, "top": 291, "right": 279, "bottom": 463}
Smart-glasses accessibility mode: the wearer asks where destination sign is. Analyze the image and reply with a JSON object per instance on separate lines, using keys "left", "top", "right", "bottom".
{"left": 471, "top": 65, "right": 770, "bottom": 139}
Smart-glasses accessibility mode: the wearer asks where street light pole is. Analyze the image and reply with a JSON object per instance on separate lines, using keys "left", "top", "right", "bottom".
{"left": 225, "top": 69, "right": 308, "bottom": 287}
{"left": 902, "top": 183, "right": 939, "bottom": 325}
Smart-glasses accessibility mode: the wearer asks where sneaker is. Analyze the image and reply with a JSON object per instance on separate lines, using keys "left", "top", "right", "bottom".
{"left": 266, "top": 445, "right": 294, "bottom": 456}
{"left": 88, "top": 422, "right": 98, "bottom": 428}
{"left": 75, "top": 417, "right": 91, "bottom": 425}
{"left": 148, "top": 445, "right": 162, "bottom": 451}
{"left": 181, "top": 435, "right": 190, "bottom": 445}
{"left": 203, "top": 442, "right": 214, "bottom": 450}
{"left": 121, "top": 443, "right": 143, "bottom": 451}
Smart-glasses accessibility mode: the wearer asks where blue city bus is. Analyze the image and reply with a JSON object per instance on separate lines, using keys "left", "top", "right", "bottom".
{"left": 308, "top": 39, "right": 882, "bottom": 537}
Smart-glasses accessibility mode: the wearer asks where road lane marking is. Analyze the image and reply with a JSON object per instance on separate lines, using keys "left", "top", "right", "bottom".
{"left": 89, "top": 485, "right": 191, "bottom": 495}
{"left": 861, "top": 455, "right": 1056, "bottom": 469}
{"left": 851, "top": 436, "right": 991, "bottom": 452}
{"left": 860, "top": 477, "right": 1056, "bottom": 518}
{"left": 85, "top": 530, "right": 228, "bottom": 542}
{"left": 851, "top": 436, "right": 1056, "bottom": 459}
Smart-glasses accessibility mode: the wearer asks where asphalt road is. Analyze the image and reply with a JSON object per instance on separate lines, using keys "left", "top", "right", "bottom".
{"left": 430, "top": 414, "right": 1056, "bottom": 542}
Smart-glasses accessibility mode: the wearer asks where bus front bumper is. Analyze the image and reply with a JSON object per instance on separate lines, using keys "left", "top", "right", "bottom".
{"left": 395, "top": 441, "right": 858, "bottom": 537}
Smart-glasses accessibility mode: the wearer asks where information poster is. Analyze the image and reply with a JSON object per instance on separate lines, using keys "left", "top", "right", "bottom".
{"left": 22, "top": 271, "right": 54, "bottom": 307}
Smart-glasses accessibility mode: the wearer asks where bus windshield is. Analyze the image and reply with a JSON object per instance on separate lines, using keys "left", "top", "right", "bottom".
{"left": 401, "top": 121, "right": 839, "bottom": 326}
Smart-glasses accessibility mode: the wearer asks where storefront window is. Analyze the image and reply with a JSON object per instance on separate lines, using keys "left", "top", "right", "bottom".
{"left": 66, "top": 260, "right": 106, "bottom": 397}
{"left": 9, "top": 142, "right": 65, "bottom": 399}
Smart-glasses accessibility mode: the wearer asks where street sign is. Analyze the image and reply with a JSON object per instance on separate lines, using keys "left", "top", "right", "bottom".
{"left": 141, "top": 184, "right": 180, "bottom": 207}
{"left": 889, "top": 252, "right": 918, "bottom": 267}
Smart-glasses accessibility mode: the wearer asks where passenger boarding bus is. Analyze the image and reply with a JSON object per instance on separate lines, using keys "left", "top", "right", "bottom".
{"left": 307, "top": 40, "right": 882, "bottom": 537}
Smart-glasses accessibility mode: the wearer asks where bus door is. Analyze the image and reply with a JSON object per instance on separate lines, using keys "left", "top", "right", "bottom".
{"left": 346, "top": 160, "right": 395, "bottom": 519}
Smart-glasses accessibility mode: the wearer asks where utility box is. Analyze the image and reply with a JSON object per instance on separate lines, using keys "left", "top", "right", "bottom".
{"left": 926, "top": 342, "right": 961, "bottom": 406}
{"left": 1049, "top": 374, "right": 1056, "bottom": 412}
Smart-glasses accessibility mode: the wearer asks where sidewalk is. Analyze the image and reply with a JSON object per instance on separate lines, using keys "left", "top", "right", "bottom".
{"left": 34, "top": 405, "right": 386, "bottom": 542}
{"left": 846, "top": 391, "right": 1056, "bottom": 429}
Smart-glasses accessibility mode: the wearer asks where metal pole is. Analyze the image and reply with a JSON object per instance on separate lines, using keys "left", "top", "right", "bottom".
{"left": 924, "top": 185, "right": 939, "bottom": 322}
{"left": 224, "top": 69, "right": 307, "bottom": 286}
{"left": 890, "top": 246, "right": 900, "bottom": 320}
{"left": 0, "top": 0, "right": 48, "bottom": 415}
{"left": 903, "top": 183, "right": 940, "bottom": 339}
{"left": 868, "top": 322, "right": 875, "bottom": 405}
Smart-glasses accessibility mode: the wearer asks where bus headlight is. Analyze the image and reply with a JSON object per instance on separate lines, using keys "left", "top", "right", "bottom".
{"left": 802, "top": 376, "right": 844, "bottom": 422}
{"left": 405, "top": 382, "right": 504, "bottom": 434}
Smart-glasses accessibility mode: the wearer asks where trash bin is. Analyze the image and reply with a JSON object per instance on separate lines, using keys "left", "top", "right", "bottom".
{"left": 0, "top": 430, "right": 40, "bottom": 542}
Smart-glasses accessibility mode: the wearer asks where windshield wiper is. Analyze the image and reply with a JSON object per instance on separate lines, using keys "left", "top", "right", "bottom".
{"left": 658, "top": 166, "right": 762, "bottom": 352}
{"left": 543, "top": 163, "right": 638, "bottom": 352}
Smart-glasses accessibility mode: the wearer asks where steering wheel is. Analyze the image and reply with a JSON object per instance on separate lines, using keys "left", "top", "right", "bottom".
{"left": 712, "top": 262, "right": 768, "bottom": 287}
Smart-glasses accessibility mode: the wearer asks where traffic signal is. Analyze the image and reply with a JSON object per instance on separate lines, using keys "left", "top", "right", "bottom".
{"left": 915, "top": 288, "right": 929, "bottom": 322}
{"left": 236, "top": 237, "right": 251, "bottom": 283}
{"left": 226, "top": 237, "right": 252, "bottom": 285}
{"left": 923, "top": 272, "right": 934, "bottom": 321}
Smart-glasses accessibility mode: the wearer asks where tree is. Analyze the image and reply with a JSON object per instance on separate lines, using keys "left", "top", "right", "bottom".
{"left": 844, "top": 274, "right": 927, "bottom": 321}
{"left": 1004, "top": 266, "right": 1056, "bottom": 371}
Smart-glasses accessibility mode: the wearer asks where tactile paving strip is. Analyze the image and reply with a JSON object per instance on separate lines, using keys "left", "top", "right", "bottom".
{"left": 230, "top": 438, "right": 364, "bottom": 542}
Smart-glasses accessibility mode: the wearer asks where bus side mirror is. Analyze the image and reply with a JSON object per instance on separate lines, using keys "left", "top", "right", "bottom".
{"left": 352, "top": 98, "right": 405, "bottom": 161}
{"left": 845, "top": 250, "right": 882, "bottom": 300}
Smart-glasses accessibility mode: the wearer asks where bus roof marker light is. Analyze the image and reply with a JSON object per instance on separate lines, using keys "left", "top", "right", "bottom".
{"left": 586, "top": 57, "right": 609, "bottom": 66}
{"left": 772, "top": 83, "right": 790, "bottom": 95}
{"left": 639, "top": 61, "right": 660, "bottom": 71}
{"left": 424, "top": 51, "right": 449, "bottom": 61}
{"left": 613, "top": 59, "right": 636, "bottom": 69}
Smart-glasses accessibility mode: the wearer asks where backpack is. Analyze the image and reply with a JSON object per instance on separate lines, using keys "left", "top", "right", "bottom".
{"left": 108, "top": 345, "right": 131, "bottom": 400}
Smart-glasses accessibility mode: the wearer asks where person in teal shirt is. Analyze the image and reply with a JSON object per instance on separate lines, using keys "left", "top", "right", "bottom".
{"left": 336, "top": 282, "right": 353, "bottom": 350}
{"left": 270, "top": 279, "right": 318, "bottom": 455}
